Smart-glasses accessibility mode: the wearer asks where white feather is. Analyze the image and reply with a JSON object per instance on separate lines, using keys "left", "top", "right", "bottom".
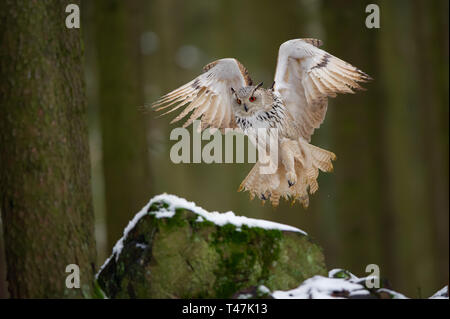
{"left": 152, "top": 58, "right": 249, "bottom": 130}
{"left": 273, "top": 38, "right": 370, "bottom": 141}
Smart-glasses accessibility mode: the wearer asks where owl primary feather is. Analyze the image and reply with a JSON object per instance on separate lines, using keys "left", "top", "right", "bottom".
{"left": 151, "top": 38, "right": 371, "bottom": 208}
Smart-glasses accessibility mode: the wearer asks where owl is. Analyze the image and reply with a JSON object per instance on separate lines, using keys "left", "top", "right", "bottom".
{"left": 152, "top": 38, "right": 371, "bottom": 207}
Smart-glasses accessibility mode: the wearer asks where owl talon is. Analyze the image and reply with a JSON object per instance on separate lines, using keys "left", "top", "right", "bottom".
{"left": 286, "top": 172, "right": 297, "bottom": 188}
{"left": 260, "top": 192, "right": 271, "bottom": 200}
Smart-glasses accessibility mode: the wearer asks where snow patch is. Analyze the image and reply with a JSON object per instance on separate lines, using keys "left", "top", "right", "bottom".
{"left": 147, "top": 193, "right": 306, "bottom": 234}
{"left": 429, "top": 286, "right": 449, "bottom": 299}
{"left": 270, "top": 269, "right": 408, "bottom": 299}
{"left": 272, "top": 275, "right": 368, "bottom": 299}
{"left": 258, "top": 285, "right": 271, "bottom": 295}
{"left": 135, "top": 243, "right": 148, "bottom": 249}
{"left": 269, "top": 270, "right": 447, "bottom": 299}
{"left": 376, "top": 288, "right": 407, "bottom": 299}
{"left": 196, "top": 216, "right": 204, "bottom": 222}
{"left": 153, "top": 210, "right": 176, "bottom": 219}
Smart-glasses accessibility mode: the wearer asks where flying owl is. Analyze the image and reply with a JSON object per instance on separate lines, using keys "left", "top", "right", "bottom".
{"left": 151, "top": 38, "right": 371, "bottom": 207}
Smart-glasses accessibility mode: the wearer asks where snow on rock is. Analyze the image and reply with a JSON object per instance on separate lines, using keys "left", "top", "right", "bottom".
{"left": 147, "top": 193, "right": 306, "bottom": 234}
{"left": 269, "top": 269, "right": 375, "bottom": 299}
{"left": 429, "top": 286, "right": 449, "bottom": 299}
{"left": 252, "top": 269, "right": 412, "bottom": 299}
{"left": 258, "top": 269, "right": 448, "bottom": 299}
{"left": 271, "top": 275, "right": 370, "bottom": 299}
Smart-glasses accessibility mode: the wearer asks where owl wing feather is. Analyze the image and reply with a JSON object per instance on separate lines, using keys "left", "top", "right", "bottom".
{"left": 273, "top": 38, "right": 372, "bottom": 142}
{"left": 152, "top": 58, "right": 252, "bottom": 130}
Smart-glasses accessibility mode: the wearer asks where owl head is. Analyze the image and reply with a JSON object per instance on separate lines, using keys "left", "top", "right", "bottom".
{"left": 231, "top": 82, "right": 268, "bottom": 117}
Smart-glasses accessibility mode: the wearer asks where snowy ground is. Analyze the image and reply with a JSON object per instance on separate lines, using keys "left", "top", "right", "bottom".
{"left": 256, "top": 269, "right": 448, "bottom": 299}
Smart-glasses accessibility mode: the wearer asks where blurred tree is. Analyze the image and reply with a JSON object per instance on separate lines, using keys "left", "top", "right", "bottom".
{"left": 321, "top": 0, "right": 385, "bottom": 286}
{"left": 94, "top": 0, "right": 152, "bottom": 251}
{"left": 0, "top": 0, "right": 97, "bottom": 297}
{"left": 376, "top": 0, "right": 448, "bottom": 295}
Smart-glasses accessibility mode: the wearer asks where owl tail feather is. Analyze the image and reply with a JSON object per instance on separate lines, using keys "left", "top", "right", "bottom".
{"left": 238, "top": 139, "right": 336, "bottom": 208}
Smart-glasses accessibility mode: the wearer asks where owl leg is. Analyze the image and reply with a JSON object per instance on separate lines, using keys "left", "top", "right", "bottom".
{"left": 280, "top": 139, "right": 297, "bottom": 187}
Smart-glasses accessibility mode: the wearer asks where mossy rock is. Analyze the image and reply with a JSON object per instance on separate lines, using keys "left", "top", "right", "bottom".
{"left": 96, "top": 194, "right": 327, "bottom": 298}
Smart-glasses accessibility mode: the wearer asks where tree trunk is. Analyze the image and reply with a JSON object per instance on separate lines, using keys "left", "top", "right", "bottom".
{"left": 0, "top": 217, "right": 8, "bottom": 298}
{"left": 94, "top": 0, "right": 152, "bottom": 252}
{"left": 0, "top": 0, "right": 97, "bottom": 298}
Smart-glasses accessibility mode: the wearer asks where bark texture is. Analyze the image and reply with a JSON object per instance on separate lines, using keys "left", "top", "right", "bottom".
{"left": 0, "top": 0, "right": 97, "bottom": 298}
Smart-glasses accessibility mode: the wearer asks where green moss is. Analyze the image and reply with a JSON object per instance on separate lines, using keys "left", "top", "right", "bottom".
{"left": 147, "top": 220, "right": 218, "bottom": 298}
{"left": 209, "top": 224, "right": 286, "bottom": 297}
{"left": 330, "top": 269, "right": 352, "bottom": 280}
{"left": 147, "top": 201, "right": 169, "bottom": 212}
{"left": 93, "top": 280, "right": 107, "bottom": 299}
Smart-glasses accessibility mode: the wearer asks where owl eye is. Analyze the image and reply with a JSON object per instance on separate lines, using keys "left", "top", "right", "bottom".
{"left": 249, "top": 96, "right": 256, "bottom": 102}
{"left": 236, "top": 99, "right": 241, "bottom": 105}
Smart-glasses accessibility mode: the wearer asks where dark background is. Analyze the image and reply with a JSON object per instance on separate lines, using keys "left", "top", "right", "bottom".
{"left": 1, "top": 0, "right": 447, "bottom": 298}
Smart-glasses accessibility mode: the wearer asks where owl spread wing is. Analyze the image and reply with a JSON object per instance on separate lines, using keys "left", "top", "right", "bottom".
{"left": 152, "top": 58, "right": 252, "bottom": 130}
{"left": 273, "top": 38, "right": 372, "bottom": 142}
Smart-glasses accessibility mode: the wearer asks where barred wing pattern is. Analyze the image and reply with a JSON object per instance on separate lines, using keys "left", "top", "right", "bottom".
{"left": 152, "top": 58, "right": 252, "bottom": 130}
{"left": 273, "top": 39, "right": 372, "bottom": 142}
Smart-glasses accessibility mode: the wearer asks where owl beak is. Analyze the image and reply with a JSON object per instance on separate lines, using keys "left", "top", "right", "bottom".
{"left": 244, "top": 104, "right": 248, "bottom": 112}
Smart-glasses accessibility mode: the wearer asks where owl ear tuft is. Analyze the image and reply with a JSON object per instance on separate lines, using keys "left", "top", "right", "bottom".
{"left": 270, "top": 81, "right": 275, "bottom": 91}
{"left": 251, "top": 82, "right": 264, "bottom": 97}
